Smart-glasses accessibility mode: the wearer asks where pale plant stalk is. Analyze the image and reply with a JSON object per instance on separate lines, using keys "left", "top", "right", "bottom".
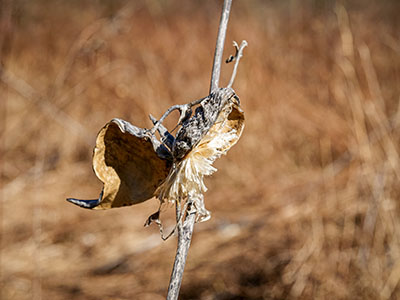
{"left": 166, "top": 0, "right": 233, "bottom": 299}
{"left": 166, "top": 202, "right": 196, "bottom": 299}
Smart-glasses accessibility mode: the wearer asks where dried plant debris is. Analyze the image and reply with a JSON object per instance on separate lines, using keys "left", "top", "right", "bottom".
{"left": 156, "top": 88, "right": 244, "bottom": 222}
{"left": 67, "top": 41, "right": 247, "bottom": 227}
{"left": 68, "top": 119, "right": 172, "bottom": 209}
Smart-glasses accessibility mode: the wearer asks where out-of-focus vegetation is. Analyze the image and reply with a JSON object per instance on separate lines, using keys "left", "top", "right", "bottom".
{"left": 1, "top": 0, "right": 400, "bottom": 299}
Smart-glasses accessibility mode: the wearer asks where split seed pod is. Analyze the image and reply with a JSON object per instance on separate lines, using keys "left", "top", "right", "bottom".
{"left": 67, "top": 119, "right": 172, "bottom": 209}
{"left": 67, "top": 87, "right": 244, "bottom": 219}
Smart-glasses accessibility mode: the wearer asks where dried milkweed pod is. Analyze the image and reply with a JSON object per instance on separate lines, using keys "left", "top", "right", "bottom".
{"left": 67, "top": 88, "right": 244, "bottom": 216}
{"left": 67, "top": 119, "right": 172, "bottom": 209}
{"left": 67, "top": 40, "right": 247, "bottom": 226}
{"left": 156, "top": 87, "right": 244, "bottom": 221}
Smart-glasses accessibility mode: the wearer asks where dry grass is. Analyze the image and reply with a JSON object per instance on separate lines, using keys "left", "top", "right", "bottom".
{"left": 1, "top": 0, "right": 400, "bottom": 299}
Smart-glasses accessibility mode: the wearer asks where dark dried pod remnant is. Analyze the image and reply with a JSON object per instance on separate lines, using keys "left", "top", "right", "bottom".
{"left": 173, "top": 87, "right": 235, "bottom": 161}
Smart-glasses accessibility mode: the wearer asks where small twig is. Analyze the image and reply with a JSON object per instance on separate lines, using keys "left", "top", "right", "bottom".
{"left": 150, "top": 96, "right": 208, "bottom": 135}
{"left": 150, "top": 104, "right": 183, "bottom": 134}
{"left": 227, "top": 40, "right": 248, "bottom": 88}
{"left": 225, "top": 41, "right": 239, "bottom": 63}
{"left": 144, "top": 200, "right": 190, "bottom": 241}
{"left": 210, "top": 0, "right": 232, "bottom": 93}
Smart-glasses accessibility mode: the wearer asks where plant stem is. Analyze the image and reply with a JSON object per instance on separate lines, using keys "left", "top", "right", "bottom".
{"left": 166, "top": 201, "right": 196, "bottom": 300}
{"left": 210, "top": 0, "right": 233, "bottom": 93}
{"left": 166, "top": 0, "right": 233, "bottom": 298}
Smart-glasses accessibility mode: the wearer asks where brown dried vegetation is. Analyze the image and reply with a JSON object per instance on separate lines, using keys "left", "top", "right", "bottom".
{"left": 1, "top": 0, "right": 400, "bottom": 299}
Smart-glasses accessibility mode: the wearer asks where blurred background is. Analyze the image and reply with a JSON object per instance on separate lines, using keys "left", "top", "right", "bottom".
{"left": 1, "top": 0, "right": 400, "bottom": 299}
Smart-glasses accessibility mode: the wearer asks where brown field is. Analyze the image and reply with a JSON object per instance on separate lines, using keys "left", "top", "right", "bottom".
{"left": 2, "top": 0, "right": 400, "bottom": 299}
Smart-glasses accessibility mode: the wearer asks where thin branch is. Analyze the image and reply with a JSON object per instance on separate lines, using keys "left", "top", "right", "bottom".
{"left": 150, "top": 104, "right": 183, "bottom": 134}
{"left": 167, "top": 200, "right": 196, "bottom": 300}
{"left": 163, "top": 1, "right": 235, "bottom": 298}
{"left": 166, "top": 1, "right": 233, "bottom": 299}
{"left": 210, "top": 0, "right": 232, "bottom": 93}
{"left": 151, "top": 0, "right": 233, "bottom": 134}
{"left": 227, "top": 40, "right": 248, "bottom": 88}
{"left": 144, "top": 200, "right": 191, "bottom": 241}
{"left": 150, "top": 95, "right": 208, "bottom": 134}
